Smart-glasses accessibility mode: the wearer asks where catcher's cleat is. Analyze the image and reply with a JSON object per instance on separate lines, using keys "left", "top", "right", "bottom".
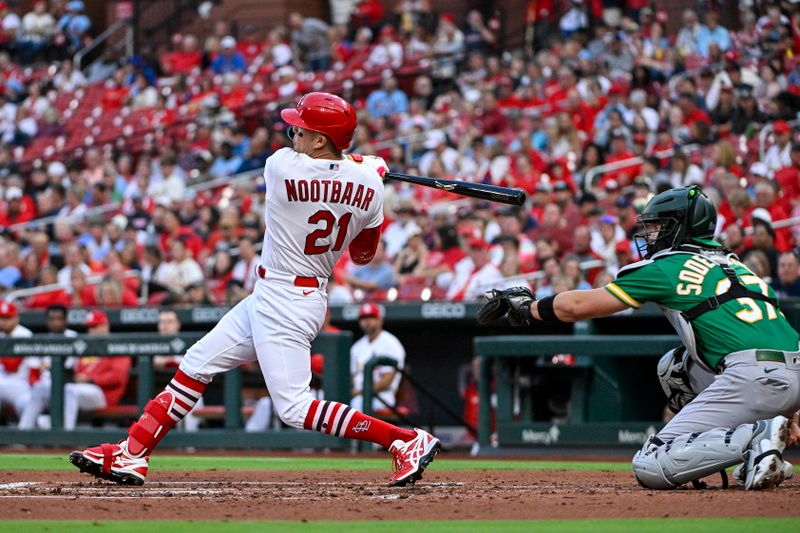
{"left": 69, "top": 441, "right": 148, "bottom": 486}
{"left": 744, "top": 416, "right": 792, "bottom": 490}
{"left": 387, "top": 428, "right": 441, "bottom": 487}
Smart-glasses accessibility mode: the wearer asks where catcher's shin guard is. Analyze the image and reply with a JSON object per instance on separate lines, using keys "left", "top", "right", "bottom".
{"left": 632, "top": 424, "right": 755, "bottom": 489}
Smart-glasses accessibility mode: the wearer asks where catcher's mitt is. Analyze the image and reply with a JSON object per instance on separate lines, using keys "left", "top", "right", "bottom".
{"left": 476, "top": 287, "right": 536, "bottom": 326}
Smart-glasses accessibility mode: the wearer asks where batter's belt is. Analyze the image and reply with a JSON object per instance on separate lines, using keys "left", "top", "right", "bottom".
{"left": 255, "top": 265, "right": 324, "bottom": 289}
{"left": 717, "top": 347, "right": 800, "bottom": 372}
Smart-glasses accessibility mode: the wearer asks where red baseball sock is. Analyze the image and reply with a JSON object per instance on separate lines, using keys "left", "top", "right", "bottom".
{"left": 303, "top": 399, "right": 416, "bottom": 449}
{"left": 125, "top": 370, "right": 206, "bottom": 457}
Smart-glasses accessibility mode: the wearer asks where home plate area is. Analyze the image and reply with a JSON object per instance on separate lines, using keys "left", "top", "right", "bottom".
{"left": 0, "top": 470, "right": 798, "bottom": 520}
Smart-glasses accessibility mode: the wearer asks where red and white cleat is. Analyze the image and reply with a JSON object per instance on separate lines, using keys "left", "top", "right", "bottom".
{"left": 69, "top": 441, "right": 148, "bottom": 486}
{"left": 388, "top": 428, "right": 441, "bottom": 487}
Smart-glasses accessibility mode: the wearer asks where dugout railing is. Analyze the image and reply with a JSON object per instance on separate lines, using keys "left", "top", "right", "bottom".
{"left": 0, "top": 331, "right": 352, "bottom": 450}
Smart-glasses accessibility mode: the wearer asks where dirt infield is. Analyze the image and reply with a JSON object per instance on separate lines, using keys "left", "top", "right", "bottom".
{"left": 0, "top": 469, "right": 798, "bottom": 520}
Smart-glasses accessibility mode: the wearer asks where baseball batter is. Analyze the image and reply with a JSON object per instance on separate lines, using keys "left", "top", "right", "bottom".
{"left": 479, "top": 186, "right": 800, "bottom": 490}
{"left": 70, "top": 92, "right": 441, "bottom": 487}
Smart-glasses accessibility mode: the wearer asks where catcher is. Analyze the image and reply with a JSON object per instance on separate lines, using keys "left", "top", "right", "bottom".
{"left": 478, "top": 185, "right": 800, "bottom": 490}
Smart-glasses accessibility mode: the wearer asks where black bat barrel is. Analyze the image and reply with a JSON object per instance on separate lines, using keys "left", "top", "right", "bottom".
{"left": 384, "top": 171, "right": 527, "bottom": 206}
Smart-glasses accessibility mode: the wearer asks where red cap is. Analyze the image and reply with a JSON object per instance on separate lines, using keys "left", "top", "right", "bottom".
{"left": 310, "top": 353, "right": 325, "bottom": 374}
{"left": 608, "top": 83, "right": 628, "bottom": 97}
{"left": 615, "top": 240, "right": 632, "bottom": 255}
{"left": 0, "top": 3, "right": 8, "bottom": 10}
{"left": 85, "top": 310, "right": 109, "bottom": 327}
{"left": 0, "top": 300, "right": 17, "bottom": 318}
{"left": 359, "top": 302, "right": 383, "bottom": 319}
{"left": 774, "top": 120, "right": 791, "bottom": 134}
{"left": 468, "top": 238, "right": 491, "bottom": 250}
{"left": 633, "top": 133, "right": 647, "bottom": 144}
{"left": 440, "top": 12, "right": 455, "bottom": 24}
{"left": 379, "top": 25, "right": 396, "bottom": 37}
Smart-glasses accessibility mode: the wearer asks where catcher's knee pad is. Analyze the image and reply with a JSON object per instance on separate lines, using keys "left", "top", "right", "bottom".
{"left": 657, "top": 346, "right": 696, "bottom": 413}
{"left": 632, "top": 424, "right": 754, "bottom": 489}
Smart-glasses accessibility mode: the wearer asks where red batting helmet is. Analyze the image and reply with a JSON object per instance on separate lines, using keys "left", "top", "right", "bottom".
{"left": 280, "top": 92, "right": 357, "bottom": 150}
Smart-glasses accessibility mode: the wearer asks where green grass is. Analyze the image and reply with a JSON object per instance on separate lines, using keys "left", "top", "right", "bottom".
{"left": 0, "top": 520, "right": 798, "bottom": 532}
{"left": 0, "top": 453, "right": 630, "bottom": 472}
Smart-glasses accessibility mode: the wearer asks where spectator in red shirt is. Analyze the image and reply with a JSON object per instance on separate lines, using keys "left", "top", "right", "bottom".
{"left": 161, "top": 34, "right": 196, "bottom": 75}
{"left": 754, "top": 181, "right": 791, "bottom": 252}
{"left": 0, "top": 186, "right": 35, "bottom": 227}
{"left": 476, "top": 92, "right": 508, "bottom": 136}
{"left": 159, "top": 209, "right": 204, "bottom": 259}
{"left": 775, "top": 143, "right": 800, "bottom": 211}
{"left": 237, "top": 25, "right": 265, "bottom": 65}
{"left": 601, "top": 133, "right": 638, "bottom": 187}
{"left": 351, "top": 0, "right": 384, "bottom": 30}
{"left": 678, "top": 91, "right": 711, "bottom": 126}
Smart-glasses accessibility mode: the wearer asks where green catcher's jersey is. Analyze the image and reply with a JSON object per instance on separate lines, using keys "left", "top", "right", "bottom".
{"left": 605, "top": 249, "right": 799, "bottom": 370}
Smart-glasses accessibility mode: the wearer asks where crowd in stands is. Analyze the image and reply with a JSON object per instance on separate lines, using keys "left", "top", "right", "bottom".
{"left": 0, "top": 0, "right": 800, "bottom": 312}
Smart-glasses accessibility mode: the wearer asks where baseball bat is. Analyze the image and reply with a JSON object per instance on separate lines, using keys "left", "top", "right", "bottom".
{"left": 384, "top": 171, "right": 527, "bottom": 206}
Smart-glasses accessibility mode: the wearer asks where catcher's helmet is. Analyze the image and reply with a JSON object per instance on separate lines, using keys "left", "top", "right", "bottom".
{"left": 634, "top": 185, "right": 718, "bottom": 259}
{"left": 280, "top": 92, "right": 357, "bottom": 150}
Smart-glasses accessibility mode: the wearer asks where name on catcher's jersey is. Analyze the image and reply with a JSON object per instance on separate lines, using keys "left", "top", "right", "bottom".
{"left": 261, "top": 148, "right": 384, "bottom": 279}
{"left": 604, "top": 251, "right": 799, "bottom": 369}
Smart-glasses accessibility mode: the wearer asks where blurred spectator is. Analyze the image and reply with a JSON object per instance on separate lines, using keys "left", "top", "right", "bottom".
{"left": 764, "top": 120, "right": 793, "bottom": 172}
{"left": 231, "top": 237, "right": 258, "bottom": 291}
{"left": 17, "top": 1, "right": 55, "bottom": 64}
{"left": 365, "top": 25, "right": 403, "bottom": 70}
{"left": 419, "top": 130, "right": 458, "bottom": 175}
{"left": 237, "top": 25, "right": 264, "bottom": 65}
{"left": 675, "top": 9, "right": 708, "bottom": 57}
{"left": 52, "top": 58, "right": 87, "bottom": 91}
{"left": 0, "top": 2, "right": 20, "bottom": 52}
{"left": 288, "top": 11, "right": 331, "bottom": 71}
{"left": 344, "top": 240, "right": 396, "bottom": 293}
{"left": 446, "top": 238, "right": 502, "bottom": 302}
{"left": 210, "top": 142, "right": 243, "bottom": 178}
{"left": 700, "top": 10, "right": 731, "bottom": 56}
{"left": 56, "top": 1, "right": 91, "bottom": 53}
{"left": 211, "top": 36, "right": 246, "bottom": 75}
{"left": 393, "top": 227, "right": 427, "bottom": 282}
{"left": 744, "top": 218, "right": 780, "bottom": 278}
{"left": 57, "top": 243, "right": 90, "bottom": 286}
{"left": 162, "top": 34, "right": 201, "bottom": 75}
{"left": 161, "top": 239, "right": 204, "bottom": 290}
{"left": 0, "top": 241, "right": 20, "bottom": 289}
{"left": 772, "top": 251, "right": 800, "bottom": 299}
{"left": 366, "top": 75, "right": 408, "bottom": 118}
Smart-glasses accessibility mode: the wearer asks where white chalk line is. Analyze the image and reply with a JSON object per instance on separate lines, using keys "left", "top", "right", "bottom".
{"left": 0, "top": 480, "right": 479, "bottom": 499}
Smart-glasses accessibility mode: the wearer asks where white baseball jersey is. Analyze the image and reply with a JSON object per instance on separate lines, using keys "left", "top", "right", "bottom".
{"left": 261, "top": 148, "right": 384, "bottom": 278}
{"left": 0, "top": 324, "right": 33, "bottom": 377}
{"left": 351, "top": 330, "right": 405, "bottom": 408}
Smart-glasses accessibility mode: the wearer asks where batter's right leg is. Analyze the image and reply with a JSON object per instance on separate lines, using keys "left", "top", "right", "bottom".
{"left": 70, "top": 296, "right": 259, "bottom": 485}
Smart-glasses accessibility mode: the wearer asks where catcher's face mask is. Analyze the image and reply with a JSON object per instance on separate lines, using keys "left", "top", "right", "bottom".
{"left": 634, "top": 216, "right": 680, "bottom": 259}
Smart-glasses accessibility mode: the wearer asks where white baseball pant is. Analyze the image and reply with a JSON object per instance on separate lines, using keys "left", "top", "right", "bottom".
{"left": 0, "top": 375, "right": 30, "bottom": 415}
{"left": 18, "top": 380, "right": 107, "bottom": 430}
{"left": 179, "top": 274, "right": 326, "bottom": 429}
